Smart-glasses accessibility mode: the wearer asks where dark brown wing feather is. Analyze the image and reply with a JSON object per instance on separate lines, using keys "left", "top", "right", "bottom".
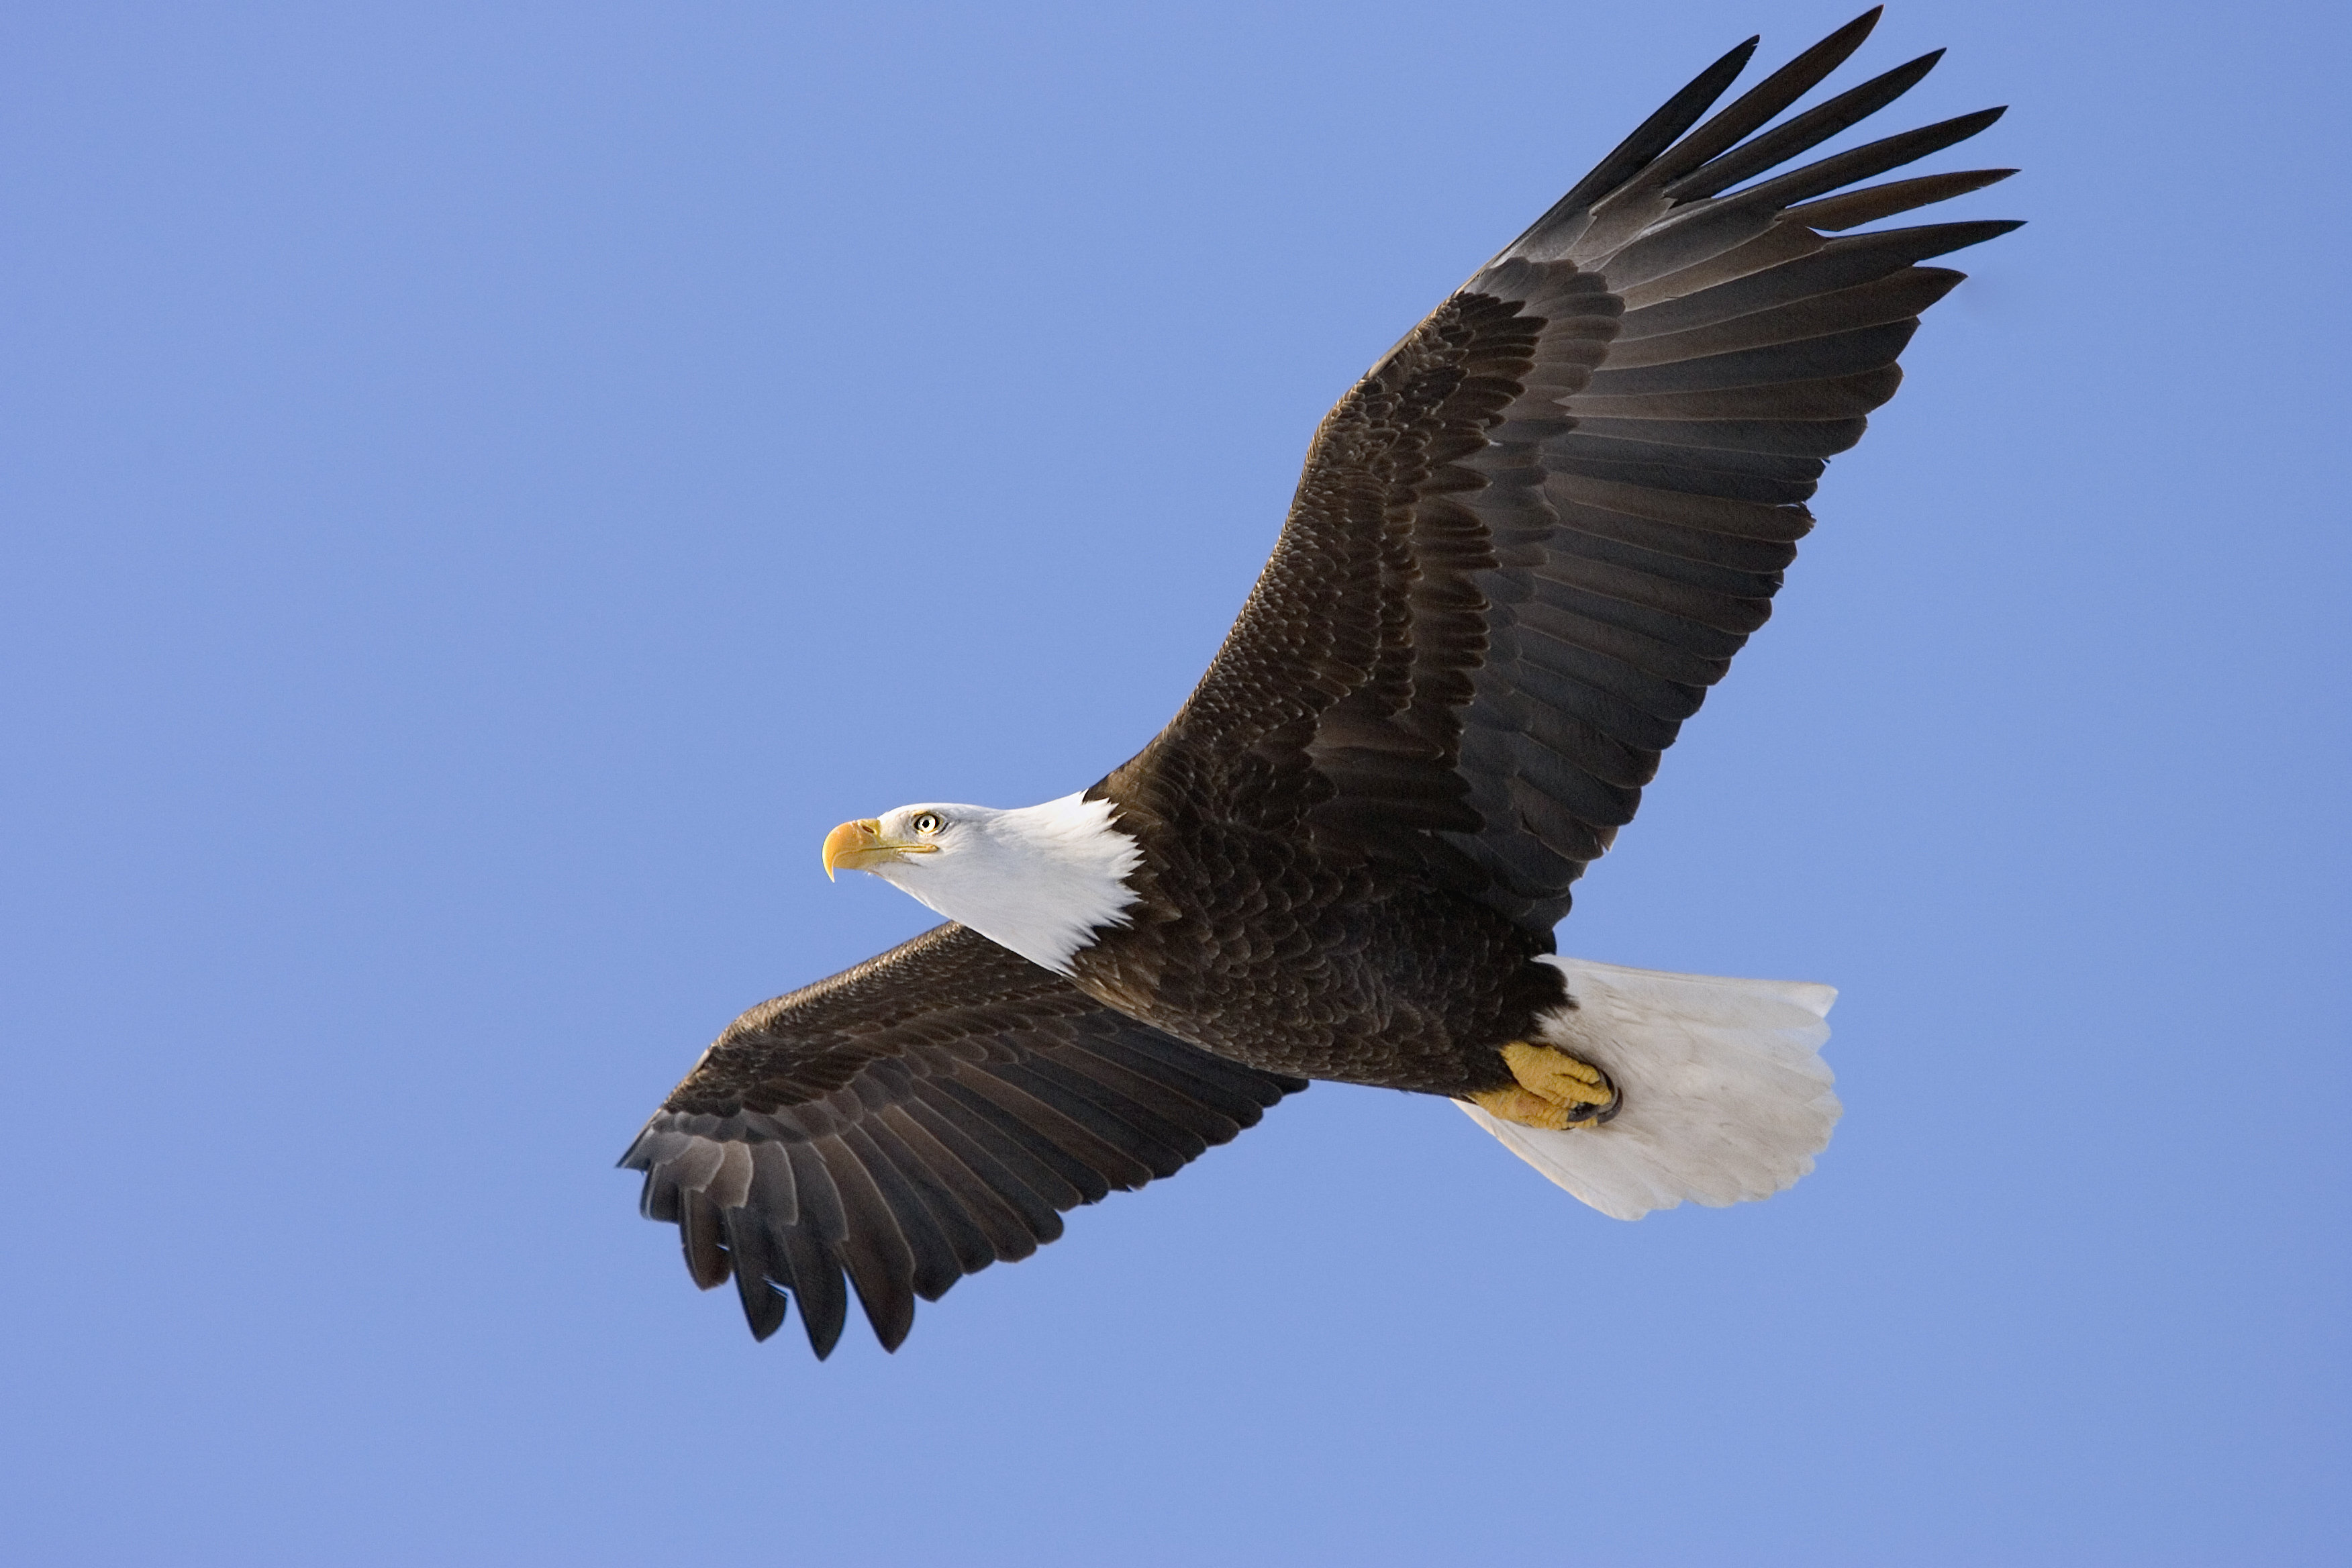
{"left": 1130, "top": 8, "right": 2018, "bottom": 928}
{"left": 620, "top": 924, "right": 1305, "bottom": 1356}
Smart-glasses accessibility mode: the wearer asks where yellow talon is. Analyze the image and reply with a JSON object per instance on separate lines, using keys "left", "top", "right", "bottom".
{"left": 1501, "top": 1041, "right": 1614, "bottom": 1105}
{"left": 1466, "top": 1041, "right": 1621, "bottom": 1130}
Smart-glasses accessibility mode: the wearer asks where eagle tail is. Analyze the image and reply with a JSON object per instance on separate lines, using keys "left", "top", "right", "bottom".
{"left": 1459, "top": 957, "right": 1840, "bottom": 1220}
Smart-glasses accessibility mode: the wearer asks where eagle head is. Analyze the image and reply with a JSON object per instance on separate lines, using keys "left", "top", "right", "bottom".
{"left": 821, "top": 793, "right": 1142, "bottom": 975}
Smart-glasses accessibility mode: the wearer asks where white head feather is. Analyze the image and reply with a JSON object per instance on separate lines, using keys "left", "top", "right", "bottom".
{"left": 854, "top": 792, "right": 1142, "bottom": 975}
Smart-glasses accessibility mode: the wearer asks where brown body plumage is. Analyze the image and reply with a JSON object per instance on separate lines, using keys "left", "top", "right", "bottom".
{"left": 1070, "top": 803, "right": 1564, "bottom": 1096}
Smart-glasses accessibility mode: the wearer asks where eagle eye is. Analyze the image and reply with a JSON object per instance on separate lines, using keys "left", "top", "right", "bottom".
{"left": 911, "top": 812, "right": 944, "bottom": 834}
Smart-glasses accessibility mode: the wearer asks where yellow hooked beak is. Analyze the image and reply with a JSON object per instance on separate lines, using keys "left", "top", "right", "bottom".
{"left": 822, "top": 818, "right": 937, "bottom": 880}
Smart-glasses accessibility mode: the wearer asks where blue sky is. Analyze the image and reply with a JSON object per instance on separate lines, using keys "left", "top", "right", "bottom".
{"left": 3, "top": 3, "right": 2345, "bottom": 1563}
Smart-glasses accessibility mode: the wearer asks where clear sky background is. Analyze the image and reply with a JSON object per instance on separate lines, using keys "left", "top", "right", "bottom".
{"left": 3, "top": 2, "right": 2345, "bottom": 1563}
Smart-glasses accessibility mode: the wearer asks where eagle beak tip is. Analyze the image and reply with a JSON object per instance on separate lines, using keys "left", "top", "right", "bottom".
{"left": 823, "top": 818, "right": 885, "bottom": 881}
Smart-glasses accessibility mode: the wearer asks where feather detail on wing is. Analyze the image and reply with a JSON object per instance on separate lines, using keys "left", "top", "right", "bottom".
{"left": 620, "top": 924, "right": 1305, "bottom": 1356}
{"left": 1123, "top": 6, "right": 2017, "bottom": 929}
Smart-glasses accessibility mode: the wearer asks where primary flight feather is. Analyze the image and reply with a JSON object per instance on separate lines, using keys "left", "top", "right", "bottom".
{"left": 622, "top": 8, "right": 2018, "bottom": 1357}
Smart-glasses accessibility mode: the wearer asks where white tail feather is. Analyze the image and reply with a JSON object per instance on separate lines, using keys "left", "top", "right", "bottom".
{"left": 1457, "top": 956, "right": 1840, "bottom": 1220}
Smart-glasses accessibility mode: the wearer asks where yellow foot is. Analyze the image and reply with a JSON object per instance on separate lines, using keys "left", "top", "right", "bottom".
{"left": 1465, "top": 1041, "right": 1621, "bottom": 1130}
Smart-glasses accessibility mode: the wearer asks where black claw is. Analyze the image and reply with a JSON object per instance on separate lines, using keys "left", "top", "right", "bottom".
{"left": 1564, "top": 1067, "right": 1622, "bottom": 1126}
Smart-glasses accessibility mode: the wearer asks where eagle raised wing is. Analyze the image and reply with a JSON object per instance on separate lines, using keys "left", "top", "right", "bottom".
{"left": 1129, "top": 7, "right": 2018, "bottom": 928}
{"left": 621, "top": 923, "right": 1303, "bottom": 1355}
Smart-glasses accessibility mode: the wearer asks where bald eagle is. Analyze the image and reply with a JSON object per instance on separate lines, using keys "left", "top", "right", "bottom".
{"left": 623, "top": 8, "right": 2017, "bottom": 1357}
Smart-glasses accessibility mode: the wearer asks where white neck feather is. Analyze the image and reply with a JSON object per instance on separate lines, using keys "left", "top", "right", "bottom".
{"left": 868, "top": 792, "right": 1142, "bottom": 975}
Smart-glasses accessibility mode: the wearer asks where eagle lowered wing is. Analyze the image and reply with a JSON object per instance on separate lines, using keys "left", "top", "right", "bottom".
{"left": 1130, "top": 9, "right": 2018, "bottom": 929}
{"left": 622, "top": 923, "right": 1304, "bottom": 1355}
